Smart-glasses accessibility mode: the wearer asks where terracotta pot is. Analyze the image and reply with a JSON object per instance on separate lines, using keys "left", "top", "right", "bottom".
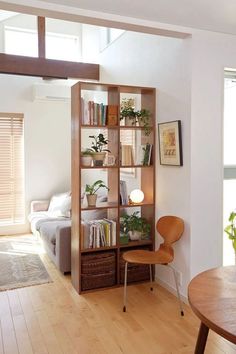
{"left": 86, "top": 194, "right": 97, "bottom": 207}
{"left": 93, "top": 152, "right": 106, "bottom": 166}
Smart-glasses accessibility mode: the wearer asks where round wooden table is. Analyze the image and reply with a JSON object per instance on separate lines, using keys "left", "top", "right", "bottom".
{"left": 188, "top": 266, "right": 236, "bottom": 354}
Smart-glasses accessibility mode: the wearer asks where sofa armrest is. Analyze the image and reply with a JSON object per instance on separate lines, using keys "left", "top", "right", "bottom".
{"left": 30, "top": 200, "right": 50, "bottom": 213}
{"left": 55, "top": 225, "right": 71, "bottom": 273}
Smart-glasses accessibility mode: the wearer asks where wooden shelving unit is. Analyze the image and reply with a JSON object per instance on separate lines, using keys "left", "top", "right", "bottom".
{"left": 71, "top": 82, "right": 156, "bottom": 294}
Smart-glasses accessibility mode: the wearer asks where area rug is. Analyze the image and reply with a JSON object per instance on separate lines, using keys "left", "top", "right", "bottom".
{"left": 0, "top": 236, "right": 52, "bottom": 291}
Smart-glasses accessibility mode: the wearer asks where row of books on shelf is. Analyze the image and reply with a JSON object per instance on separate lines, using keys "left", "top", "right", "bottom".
{"left": 81, "top": 98, "right": 118, "bottom": 126}
{"left": 120, "top": 144, "right": 153, "bottom": 166}
{"left": 81, "top": 219, "right": 116, "bottom": 249}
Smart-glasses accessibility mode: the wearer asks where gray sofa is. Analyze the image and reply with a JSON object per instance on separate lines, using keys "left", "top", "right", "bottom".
{"left": 29, "top": 200, "right": 71, "bottom": 273}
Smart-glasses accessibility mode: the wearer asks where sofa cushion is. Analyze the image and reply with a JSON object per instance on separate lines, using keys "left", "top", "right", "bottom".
{"left": 48, "top": 192, "right": 71, "bottom": 217}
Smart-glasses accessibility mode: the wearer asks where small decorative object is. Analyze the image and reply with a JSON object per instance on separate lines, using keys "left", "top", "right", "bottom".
{"left": 129, "top": 189, "right": 144, "bottom": 204}
{"left": 85, "top": 180, "right": 109, "bottom": 207}
{"left": 224, "top": 211, "right": 236, "bottom": 264}
{"left": 135, "top": 143, "right": 152, "bottom": 166}
{"left": 106, "top": 154, "right": 116, "bottom": 166}
{"left": 158, "top": 120, "right": 183, "bottom": 166}
{"left": 120, "top": 211, "right": 151, "bottom": 241}
{"left": 81, "top": 149, "right": 94, "bottom": 166}
{"left": 88, "top": 133, "right": 110, "bottom": 166}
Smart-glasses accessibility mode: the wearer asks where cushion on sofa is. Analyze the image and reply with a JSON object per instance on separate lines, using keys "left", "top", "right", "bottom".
{"left": 48, "top": 192, "right": 71, "bottom": 217}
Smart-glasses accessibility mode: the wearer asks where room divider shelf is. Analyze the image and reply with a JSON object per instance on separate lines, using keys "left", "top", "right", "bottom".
{"left": 71, "top": 81, "right": 156, "bottom": 293}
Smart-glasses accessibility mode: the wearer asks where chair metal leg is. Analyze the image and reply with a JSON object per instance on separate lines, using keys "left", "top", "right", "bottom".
{"left": 169, "top": 265, "right": 184, "bottom": 316}
{"left": 123, "top": 261, "right": 128, "bottom": 312}
{"left": 149, "top": 264, "right": 153, "bottom": 291}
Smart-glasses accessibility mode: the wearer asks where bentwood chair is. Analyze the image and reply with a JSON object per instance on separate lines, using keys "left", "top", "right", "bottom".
{"left": 122, "top": 215, "right": 184, "bottom": 315}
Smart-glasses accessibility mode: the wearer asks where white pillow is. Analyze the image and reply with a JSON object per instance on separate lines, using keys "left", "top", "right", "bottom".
{"left": 48, "top": 192, "right": 71, "bottom": 218}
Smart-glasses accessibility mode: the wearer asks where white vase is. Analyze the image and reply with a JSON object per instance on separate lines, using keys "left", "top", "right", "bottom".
{"left": 81, "top": 155, "right": 93, "bottom": 166}
{"left": 128, "top": 230, "right": 141, "bottom": 241}
{"left": 93, "top": 152, "right": 106, "bottom": 166}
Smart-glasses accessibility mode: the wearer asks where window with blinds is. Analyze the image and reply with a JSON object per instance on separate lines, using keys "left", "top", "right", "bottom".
{"left": 0, "top": 113, "right": 25, "bottom": 225}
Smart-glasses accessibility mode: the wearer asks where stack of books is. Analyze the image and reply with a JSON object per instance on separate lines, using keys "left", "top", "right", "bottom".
{"left": 120, "top": 180, "right": 128, "bottom": 205}
{"left": 81, "top": 98, "right": 118, "bottom": 126}
{"left": 81, "top": 219, "right": 116, "bottom": 249}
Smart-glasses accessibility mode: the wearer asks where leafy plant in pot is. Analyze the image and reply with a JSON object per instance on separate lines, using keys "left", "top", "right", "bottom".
{"left": 85, "top": 180, "right": 109, "bottom": 207}
{"left": 120, "top": 211, "right": 151, "bottom": 241}
{"left": 120, "top": 98, "right": 136, "bottom": 126}
{"left": 136, "top": 109, "right": 151, "bottom": 136}
{"left": 88, "top": 133, "right": 110, "bottom": 166}
{"left": 224, "top": 211, "right": 236, "bottom": 264}
{"left": 81, "top": 149, "right": 94, "bottom": 167}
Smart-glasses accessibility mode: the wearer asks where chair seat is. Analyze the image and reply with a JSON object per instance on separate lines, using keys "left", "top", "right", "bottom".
{"left": 123, "top": 249, "right": 173, "bottom": 265}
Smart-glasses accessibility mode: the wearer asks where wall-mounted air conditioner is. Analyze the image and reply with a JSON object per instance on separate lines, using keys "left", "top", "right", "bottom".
{"left": 32, "top": 83, "right": 71, "bottom": 102}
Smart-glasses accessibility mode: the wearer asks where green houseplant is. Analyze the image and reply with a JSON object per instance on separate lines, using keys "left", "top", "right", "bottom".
{"left": 88, "top": 133, "right": 110, "bottom": 166}
{"left": 136, "top": 109, "right": 151, "bottom": 136}
{"left": 120, "top": 98, "right": 136, "bottom": 126}
{"left": 120, "top": 211, "right": 151, "bottom": 241}
{"left": 224, "top": 211, "right": 236, "bottom": 263}
{"left": 85, "top": 180, "right": 109, "bottom": 207}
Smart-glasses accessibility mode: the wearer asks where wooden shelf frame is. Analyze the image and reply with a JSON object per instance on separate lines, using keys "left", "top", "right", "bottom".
{"left": 71, "top": 81, "right": 156, "bottom": 293}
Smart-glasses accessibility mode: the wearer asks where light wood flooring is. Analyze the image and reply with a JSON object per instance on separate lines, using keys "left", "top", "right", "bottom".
{"left": 0, "top": 236, "right": 235, "bottom": 354}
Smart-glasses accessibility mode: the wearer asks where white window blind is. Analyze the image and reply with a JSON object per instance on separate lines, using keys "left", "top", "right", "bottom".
{"left": 0, "top": 113, "right": 25, "bottom": 225}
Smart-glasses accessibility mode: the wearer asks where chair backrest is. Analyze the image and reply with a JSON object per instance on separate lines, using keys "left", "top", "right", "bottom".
{"left": 156, "top": 216, "right": 184, "bottom": 247}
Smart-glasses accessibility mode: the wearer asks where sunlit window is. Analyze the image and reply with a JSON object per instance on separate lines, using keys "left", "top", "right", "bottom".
{"left": 4, "top": 26, "right": 80, "bottom": 61}
{"left": 5, "top": 27, "right": 38, "bottom": 57}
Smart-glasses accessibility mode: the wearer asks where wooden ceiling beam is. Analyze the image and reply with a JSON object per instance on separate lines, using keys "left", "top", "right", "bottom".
{"left": 37, "top": 16, "right": 46, "bottom": 58}
{"left": 0, "top": 53, "right": 99, "bottom": 80}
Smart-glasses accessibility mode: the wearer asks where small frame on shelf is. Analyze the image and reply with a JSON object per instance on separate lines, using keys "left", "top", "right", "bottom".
{"left": 158, "top": 120, "right": 183, "bottom": 166}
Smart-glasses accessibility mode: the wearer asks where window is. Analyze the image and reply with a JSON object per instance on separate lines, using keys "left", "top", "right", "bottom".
{"left": 100, "top": 27, "right": 124, "bottom": 51}
{"left": 4, "top": 26, "right": 80, "bottom": 61}
{"left": 5, "top": 26, "right": 38, "bottom": 57}
{"left": 0, "top": 114, "right": 25, "bottom": 225}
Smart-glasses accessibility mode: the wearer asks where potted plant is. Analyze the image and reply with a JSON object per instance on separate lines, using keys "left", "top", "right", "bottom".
{"left": 81, "top": 149, "right": 94, "bottom": 167}
{"left": 85, "top": 180, "right": 109, "bottom": 207}
{"left": 120, "top": 211, "right": 151, "bottom": 241}
{"left": 224, "top": 211, "right": 236, "bottom": 264}
{"left": 136, "top": 108, "right": 151, "bottom": 136}
{"left": 88, "top": 133, "right": 110, "bottom": 166}
{"left": 120, "top": 98, "right": 136, "bottom": 126}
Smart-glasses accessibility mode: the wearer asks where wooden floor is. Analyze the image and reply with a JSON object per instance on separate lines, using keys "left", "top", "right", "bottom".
{"left": 0, "top": 236, "right": 235, "bottom": 354}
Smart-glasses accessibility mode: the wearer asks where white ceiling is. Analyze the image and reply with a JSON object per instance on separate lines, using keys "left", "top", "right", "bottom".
{"left": 38, "top": 0, "right": 236, "bottom": 35}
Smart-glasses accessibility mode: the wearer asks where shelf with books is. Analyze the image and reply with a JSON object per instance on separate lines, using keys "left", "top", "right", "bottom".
{"left": 71, "top": 81, "right": 156, "bottom": 293}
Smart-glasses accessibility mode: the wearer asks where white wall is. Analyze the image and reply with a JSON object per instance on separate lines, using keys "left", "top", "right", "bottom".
{"left": 0, "top": 74, "right": 71, "bottom": 235}
{"left": 99, "top": 31, "right": 191, "bottom": 296}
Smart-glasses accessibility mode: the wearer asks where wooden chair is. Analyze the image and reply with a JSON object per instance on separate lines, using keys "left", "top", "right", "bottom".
{"left": 122, "top": 215, "right": 185, "bottom": 315}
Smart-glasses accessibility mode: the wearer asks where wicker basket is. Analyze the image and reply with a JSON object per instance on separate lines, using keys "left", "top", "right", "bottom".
{"left": 81, "top": 251, "right": 116, "bottom": 275}
{"left": 81, "top": 251, "right": 116, "bottom": 291}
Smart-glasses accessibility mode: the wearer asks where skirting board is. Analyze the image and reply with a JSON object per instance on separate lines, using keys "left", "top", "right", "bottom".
{"left": 154, "top": 275, "right": 189, "bottom": 305}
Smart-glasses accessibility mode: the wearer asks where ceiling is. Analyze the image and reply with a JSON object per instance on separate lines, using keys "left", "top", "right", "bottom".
{"left": 37, "top": 0, "right": 236, "bottom": 35}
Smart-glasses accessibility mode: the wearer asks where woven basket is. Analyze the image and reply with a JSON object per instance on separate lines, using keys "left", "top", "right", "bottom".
{"left": 82, "top": 270, "right": 116, "bottom": 291}
{"left": 120, "top": 249, "right": 150, "bottom": 284}
{"left": 81, "top": 251, "right": 116, "bottom": 275}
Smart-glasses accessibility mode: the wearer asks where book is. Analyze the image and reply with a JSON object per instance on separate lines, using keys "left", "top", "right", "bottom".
{"left": 107, "top": 105, "right": 118, "bottom": 125}
{"left": 120, "top": 180, "right": 128, "bottom": 205}
{"left": 121, "top": 145, "right": 134, "bottom": 166}
{"left": 136, "top": 144, "right": 152, "bottom": 166}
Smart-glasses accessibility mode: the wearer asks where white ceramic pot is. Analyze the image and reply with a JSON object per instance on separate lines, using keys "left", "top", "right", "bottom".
{"left": 125, "top": 117, "right": 136, "bottom": 126}
{"left": 128, "top": 230, "right": 141, "bottom": 241}
{"left": 81, "top": 155, "right": 93, "bottom": 166}
{"left": 86, "top": 194, "right": 97, "bottom": 207}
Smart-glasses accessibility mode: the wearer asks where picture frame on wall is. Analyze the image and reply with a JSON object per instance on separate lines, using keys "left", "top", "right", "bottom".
{"left": 158, "top": 120, "right": 183, "bottom": 166}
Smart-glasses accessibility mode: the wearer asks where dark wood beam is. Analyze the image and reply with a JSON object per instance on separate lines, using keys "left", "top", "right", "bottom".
{"left": 37, "top": 16, "right": 45, "bottom": 58}
{"left": 0, "top": 53, "right": 99, "bottom": 80}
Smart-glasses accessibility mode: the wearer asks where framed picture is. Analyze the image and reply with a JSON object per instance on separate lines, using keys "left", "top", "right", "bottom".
{"left": 158, "top": 120, "right": 183, "bottom": 166}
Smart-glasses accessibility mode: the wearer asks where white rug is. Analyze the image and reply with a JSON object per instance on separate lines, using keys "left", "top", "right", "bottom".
{"left": 0, "top": 235, "right": 52, "bottom": 291}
